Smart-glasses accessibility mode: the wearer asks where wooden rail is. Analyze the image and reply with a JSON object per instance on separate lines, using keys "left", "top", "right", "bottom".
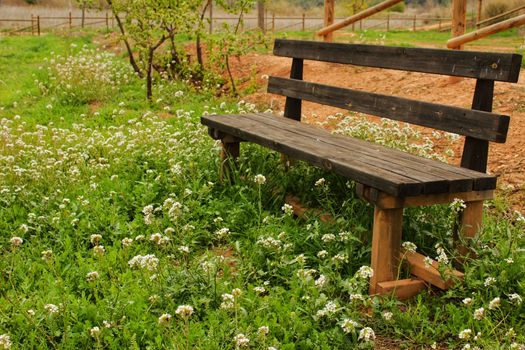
{"left": 317, "top": 0, "right": 403, "bottom": 37}
{"left": 447, "top": 13, "right": 525, "bottom": 49}
{"left": 476, "top": 4, "right": 525, "bottom": 28}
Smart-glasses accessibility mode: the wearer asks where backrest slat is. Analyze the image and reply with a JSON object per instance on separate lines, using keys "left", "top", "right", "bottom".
{"left": 273, "top": 39, "right": 522, "bottom": 82}
{"left": 268, "top": 76, "right": 509, "bottom": 143}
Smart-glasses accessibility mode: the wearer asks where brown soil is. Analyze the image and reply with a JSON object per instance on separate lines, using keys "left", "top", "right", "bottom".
{"left": 227, "top": 51, "right": 525, "bottom": 213}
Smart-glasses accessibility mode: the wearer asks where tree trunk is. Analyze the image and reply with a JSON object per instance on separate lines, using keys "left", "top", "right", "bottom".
{"left": 107, "top": 0, "right": 143, "bottom": 78}
{"left": 225, "top": 55, "right": 236, "bottom": 96}
{"left": 81, "top": 4, "right": 86, "bottom": 28}
{"left": 146, "top": 49, "right": 154, "bottom": 101}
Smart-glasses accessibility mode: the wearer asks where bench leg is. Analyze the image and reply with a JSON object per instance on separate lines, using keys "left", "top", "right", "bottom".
{"left": 369, "top": 206, "right": 403, "bottom": 295}
{"left": 457, "top": 200, "right": 483, "bottom": 258}
{"left": 220, "top": 139, "right": 240, "bottom": 183}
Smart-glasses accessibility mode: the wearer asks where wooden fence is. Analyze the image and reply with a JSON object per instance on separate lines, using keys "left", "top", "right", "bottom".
{"left": 0, "top": 13, "right": 460, "bottom": 36}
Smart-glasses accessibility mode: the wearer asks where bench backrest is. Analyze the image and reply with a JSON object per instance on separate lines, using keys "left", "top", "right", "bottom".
{"left": 267, "top": 39, "right": 522, "bottom": 173}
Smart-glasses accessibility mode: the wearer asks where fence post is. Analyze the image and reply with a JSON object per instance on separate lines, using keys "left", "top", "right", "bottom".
{"left": 37, "top": 15, "right": 41, "bottom": 36}
{"left": 69, "top": 12, "right": 72, "bottom": 29}
{"left": 359, "top": 19, "right": 362, "bottom": 30}
{"left": 413, "top": 14, "right": 416, "bottom": 31}
{"left": 209, "top": 0, "right": 213, "bottom": 34}
{"left": 31, "top": 14, "right": 35, "bottom": 35}
{"left": 438, "top": 17, "right": 442, "bottom": 31}
{"left": 272, "top": 13, "right": 275, "bottom": 31}
{"left": 302, "top": 13, "right": 305, "bottom": 31}
{"left": 387, "top": 14, "right": 390, "bottom": 31}
{"left": 106, "top": 12, "right": 109, "bottom": 30}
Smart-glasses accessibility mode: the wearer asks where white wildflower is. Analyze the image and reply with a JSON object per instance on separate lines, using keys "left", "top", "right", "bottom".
{"left": 462, "top": 297, "right": 473, "bottom": 306}
{"left": 315, "top": 274, "right": 327, "bottom": 288}
{"left": 257, "top": 326, "right": 269, "bottom": 336}
{"left": 356, "top": 266, "right": 373, "bottom": 279}
{"left": 321, "top": 234, "right": 336, "bottom": 243}
{"left": 459, "top": 329, "right": 472, "bottom": 340}
{"left": 234, "top": 333, "right": 250, "bottom": 348}
{"left": 341, "top": 318, "right": 359, "bottom": 333}
{"left": 473, "top": 307, "right": 485, "bottom": 321}
{"left": 509, "top": 293, "right": 523, "bottom": 305}
{"left": 90, "top": 234, "right": 102, "bottom": 244}
{"left": 254, "top": 174, "right": 266, "bottom": 185}
{"left": 128, "top": 254, "right": 159, "bottom": 271}
{"left": 402, "top": 241, "right": 417, "bottom": 253}
{"left": 424, "top": 256, "right": 434, "bottom": 268}
{"left": 89, "top": 326, "right": 100, "bottom": 338}
{"left": 41, "top": 249, "right": 53, "bottom": 262}
{"left": 314, "top": 178, "right": 326, "bottom": 187}
{"left": 86, "top": 271, "right": 100, "bottom": 282}
{"left": 317, "top": 250, "right": 328, "bottom": 259}
{"left": 158, "top": 313, "right": 172, "bottom": 325}
{"left": 484, "top": 277, "right": 496, "bottom": 287}
{"left": 254, "top": 286, "right": 266, "bottom": 295}
{"left": 10, "top": 236, "right": 23, "bottom": 247}
{"left": 178, "top": 245, "right": 190, "bottom": 254}
{"left": 215, "top": 227, "right": 230, "bottom": 240}
{"left": 382, "top": 311, "right": 393, "bottom": 321}
{"left": 175, "top": 305, "right": 194, "bottom": 319}
{"left": 0, "top": 334, "right": 12, "bottom": 350}
{"left": 282, "top": 203, "right": 293, "bottom": 215}
{"left": 121, "top": 238, "right": 133, "bottom": 247}
{"left": 489, "top": 297, "right": 501, "bottom": 310}
{"left": 93, "top": 245, "right": 105, "bottom": 257}
{"left": 358, "top": 327, "right": 376, "bottom": 342}
{"left": 44, "top": 303, "right": 59, "bottom": 314}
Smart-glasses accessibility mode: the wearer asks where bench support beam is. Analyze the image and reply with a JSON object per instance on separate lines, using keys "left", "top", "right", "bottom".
{"left": 369, "top": 206, "right": 403, "bottom": 295}
{"left": 458, "top": 200, "right": 484, "bottom": 256}
{"left": 220, "top": 137, "right": 240, "bottom": 183}
{"left": 376, "top": 278, "right": 427, "bottom": 300}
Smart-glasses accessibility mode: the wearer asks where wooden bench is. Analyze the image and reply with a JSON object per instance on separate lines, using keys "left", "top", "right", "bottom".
{"left": 201, "top": 39, "right": 522, "bottom": 299}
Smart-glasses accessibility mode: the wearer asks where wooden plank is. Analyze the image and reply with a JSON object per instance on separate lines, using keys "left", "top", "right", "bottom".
{"left": 369, "top": 207, "right": 403, "bottom": 295}
{"left": 284, "top": 58, "right": 303, "bottom": 121}
{"left": 220, "top": 139, "right": 240, "bottom": 183}
{"left": 451, "top": 0, "right": 467, "bottom": 50}
{"left": 202, "top": 113, "right": 498, "bottom": 194}
{"left": 273, "top": 39, "right": 522, "bottom": 82}
{"left": 317, "top": 0, "right": 403, "bottom": 37}
{"left": 476, "top": 4, "right": 525, "bottom": 28}
{"left": 285, "top": 194, "right": 334, "bottom": 223}
{"left": 268, "top": 77, "right": 509, "bottom": 143}
{"left": 202, "top": 114, "right": 424, "bottom": 196}
{"left": 458, "top": 200, "right": 484, "bottom": 257}
{"left": 211, "top": 114, "right": 461, "bottom": 192}
{"left": 402, "top": 250, "right": 464, "bottom": 290}
{"left": 376, "top": 278, "right": 428, "bottom": 300}
{"left": 249, "top": 113, "right": 496, "bottom": 192}
{"left": 357, "top": 185, "right": 493, "bottom": 209}
{"left": 461, "top": 79, "right": 494, "bottom": 172}
{"left": 248, "top": 113, "right": 491, "bottom": 193}
{"left": 323, "top": 0, "right": 334, "bottom": 42}
{"left": 448, "top": 13, "right": 525, "bottom": 49}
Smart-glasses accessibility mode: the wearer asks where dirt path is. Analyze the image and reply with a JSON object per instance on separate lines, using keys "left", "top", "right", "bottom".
{"left": 230, "top": 52, "right": 525, "bottom": 213}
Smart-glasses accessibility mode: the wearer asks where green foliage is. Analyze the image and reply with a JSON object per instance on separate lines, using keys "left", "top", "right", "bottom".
{"left": 1, "top": 34, "right": 525, "bottom": 350}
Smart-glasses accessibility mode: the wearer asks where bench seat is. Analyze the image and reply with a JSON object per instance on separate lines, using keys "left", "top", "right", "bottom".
{"left": 202, "top": 112, "right": 496, "bottom": 198}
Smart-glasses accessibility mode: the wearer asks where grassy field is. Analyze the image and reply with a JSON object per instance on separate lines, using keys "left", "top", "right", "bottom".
{"left": 0, "top": 32, "right": 525, "bottom": 349}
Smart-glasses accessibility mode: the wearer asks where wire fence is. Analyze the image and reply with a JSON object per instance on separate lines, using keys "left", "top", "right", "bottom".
{"left": 0, "top": 12, "right": 461, "bottom": 36}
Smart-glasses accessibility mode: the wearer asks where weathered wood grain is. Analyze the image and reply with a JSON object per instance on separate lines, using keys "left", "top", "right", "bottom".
{"left": 201, "top": 113, "right": 498, "bottom": 196}
{"left": 283, "top": 58, "right": 303, "bottom": 121}
{"left": 273, "top": 39, "right": 522, "bottom": 82}
{"left": 268, "top": 76, "right": 509, "bottom": 142}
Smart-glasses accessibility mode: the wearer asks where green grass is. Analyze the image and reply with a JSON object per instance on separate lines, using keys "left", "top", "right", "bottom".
{"left": 0, "top": 33, "right": 524, "bottom": 350}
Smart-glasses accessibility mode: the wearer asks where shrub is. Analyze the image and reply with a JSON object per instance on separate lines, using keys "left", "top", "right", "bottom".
{"left": 37, "top": 45, "right": 134, "bottom": 104}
